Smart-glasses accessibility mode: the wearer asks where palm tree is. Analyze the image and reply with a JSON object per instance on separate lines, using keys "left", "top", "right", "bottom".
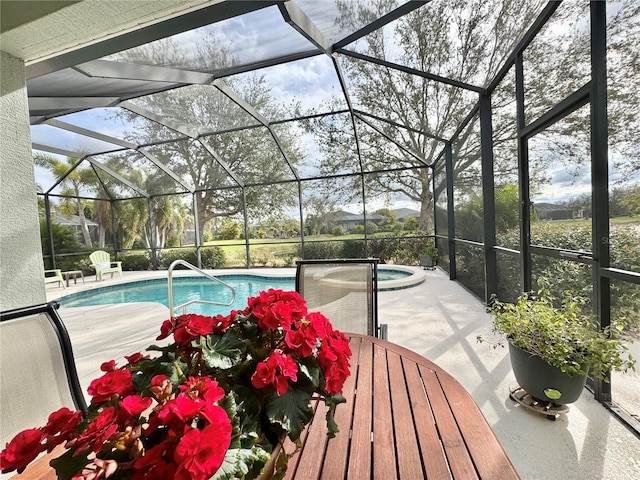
{"left": 34, "top": 153, "right": 97, "bottom": 246}
{"left": 143, "top": 195, "right": 186, "bottom": 249}
{"left": 105, "top": 169, "right": 185, "bottom": 250}
{"left": 141, "top": 174, "right": 186, "bottom": 249}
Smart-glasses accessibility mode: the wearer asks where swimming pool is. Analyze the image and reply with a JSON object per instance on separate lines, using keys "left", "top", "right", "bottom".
{"left": 57, "top": 267, "right": 425, "bottom": 315}
{"left": 59, "top": 275, "right": 294, "bottom": 315}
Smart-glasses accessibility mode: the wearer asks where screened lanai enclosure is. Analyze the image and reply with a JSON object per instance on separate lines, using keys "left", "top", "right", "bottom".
{"left": 27, "top": 1, "right": 639, "bottom": 431}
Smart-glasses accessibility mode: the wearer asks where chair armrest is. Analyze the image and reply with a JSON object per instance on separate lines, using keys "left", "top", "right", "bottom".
{"left": 44, "top": 269, "right": 62, "bottom": 276}
{"left": 111, "top": 262, "right": 122, "bottom": 267}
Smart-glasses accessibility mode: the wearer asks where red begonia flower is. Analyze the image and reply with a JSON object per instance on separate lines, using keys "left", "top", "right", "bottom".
{"left": 149, "top": 374, "right": 172, "bottom": 401}
{"left": 120, "top": 395, "right": 153, "bottom": 416}
{"left": 179, "top": 376, "right": 224, "bottom": 403}
{"left": 156, "top": 318, "right": 176, "bottom": 340}
{"left": 87, "top": 369, "right": 135, "bottom": 403}
{"left": 183, "top": 314, "right": 215, "bottom": 337}
{"left": 69, "top": 407, "right": 118, "bottom": 454}
{"left": 124, "top": 352, "right": 145, "bottom": 365}
{"left": 132, "top": 441, "right": 177, "bottom": 480}
{"left": 251, "top": 357, "right": 277, "bottom": 389}
{"left": 100, "top": 360, "right": 116, "bottom": 372}
{"left": 0, "top": 428, "right": 44, "bottom": 474}
{"left": 174, "top": 421, "right": 231, "bottom": 480}
{"left": 251, "top": 351, "right": 298, "bottom": 395}
{"left": 42, "top": 407, "right": 82, "bottom": 450}
{"left": 318, "top": 332, "right": 352, "bottom": 394}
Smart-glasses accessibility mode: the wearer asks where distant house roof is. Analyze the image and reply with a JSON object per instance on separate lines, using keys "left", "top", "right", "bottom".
{"left": 53, "top": 213, "right": 98, "bottom": 227}
{"left": 392, "top": 208, "right": 420, "bottom": 219}
{"left": 533, "top": 203, "right": 573, "bottom": 220}
{"left": 334, "top": 210, "right": 383, "bottom": 222}
{"left": 532, "top": 203, "right": 571, "bottom": 212}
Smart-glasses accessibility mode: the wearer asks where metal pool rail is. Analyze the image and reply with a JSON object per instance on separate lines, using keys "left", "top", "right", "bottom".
{"left": 167, "top": 260, "right": 236, "bottom": 317}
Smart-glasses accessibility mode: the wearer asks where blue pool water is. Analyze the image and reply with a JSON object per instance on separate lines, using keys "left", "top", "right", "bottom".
{"left": 58, "top": 269, "right": 414, "bottom": 316}
{"left": 59, "top": 275, "right": 295, "bottom": 316}
{"left": 378, "top": 269, "right": 411, "bottom": 282}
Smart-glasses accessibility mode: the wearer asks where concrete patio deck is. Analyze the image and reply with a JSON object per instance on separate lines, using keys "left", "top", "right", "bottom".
{"left": 45, "top": 267, "right": 640, "bottom": 480}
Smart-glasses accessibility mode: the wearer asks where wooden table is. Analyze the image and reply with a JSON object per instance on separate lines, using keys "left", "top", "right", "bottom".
{"left": 14, "top": 334, "right": 518, "bottom": 479}
{"left": 281, "top": 333, "right": 520, "bottom": 479}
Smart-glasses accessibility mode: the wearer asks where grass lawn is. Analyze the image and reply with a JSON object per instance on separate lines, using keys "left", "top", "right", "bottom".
{"left": 609, "top": 215, "right": 640, "bottom": 225}
{"left": 538, "top": 215, "right": 640, "bottom": 227}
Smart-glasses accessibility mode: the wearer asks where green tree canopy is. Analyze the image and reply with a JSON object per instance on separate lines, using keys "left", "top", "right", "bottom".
{"left": 115, "top": 34, "right": 303, "bottom": 244}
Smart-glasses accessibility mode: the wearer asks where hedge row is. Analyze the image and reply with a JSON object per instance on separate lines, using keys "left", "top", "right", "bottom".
{"left": 295, "top": 235, "right": 430, "bottom": 265}
{"left": 157, "top": 247, "right": 226, "bottom": 270}
{"left": 453, "top": 223, "right": 640, "bottom": 335}
{"left": 48, "top": 247, "right": 227, "bottom": 275}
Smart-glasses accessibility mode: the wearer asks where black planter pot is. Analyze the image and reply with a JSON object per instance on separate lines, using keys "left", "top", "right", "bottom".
{"left": 419, "top": 255, "right": 435, "bottom": 269}
{"left": 508, "top": 341, "right": 588, "bottom": 405}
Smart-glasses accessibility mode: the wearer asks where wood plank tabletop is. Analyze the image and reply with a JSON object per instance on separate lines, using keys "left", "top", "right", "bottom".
{"left": 282, "top": 333, "right": 520, "bottom": 480}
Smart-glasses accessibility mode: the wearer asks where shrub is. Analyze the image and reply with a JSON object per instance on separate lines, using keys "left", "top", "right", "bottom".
{"left": 367, "top": 235, "right": 424, "bottom": 264}
{"left": 403, "top": 216, "right": 418, "bottom": 231}
{"left": 388, "top": 235, "right": 426, "bottom": 264}
{"left": 280, "top": 252, "right": 296, "bottom": 267}
{"left": 40, "top": 220, "right": 82, "bottom": 255}
{"left": 365, "top": 222, "right": 379, "bottom": 234}
{"left": 252, "top": 254, "right": 270, "bottom": 267}
{"left": 158, "top": 247, "right": 226, "bottom": 269}
{"left": 218, "top": 220, "right": 241, "bottom": 240}
{"left": 298, "top": 241, "right": 343, "bottom": 259}
{"left": 365, "top": 237, "right": 392, "bottom": 262}
{"left": 295, "top": 235, "right": 427, "bottom": 264}
{"left": 200, "top": 247, "right": 226, "bottom": 268}
{"left": 342, "top": 239, "right": 366, "bottom": 259}
{"left": 166, "top": 233, "right": 181, "bottom": 247}
{"left": 131, "top": 238, "right": 146, "bottom": 249}
{"left": 455, "top": 243, "right": 485, "bottom": 299}
{"left": 120, "top": 254, "right": 151, "bottom": 271}
{"left": 52, "top": 255, "right": 94, "bottom": 276}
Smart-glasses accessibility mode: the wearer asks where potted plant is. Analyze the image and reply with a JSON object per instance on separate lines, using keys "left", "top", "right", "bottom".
{"left": 0, "top": 289, "right": 352, "bottom": 480}
{"left": 419, "top": 245, "right": 438, "bottom": 269}
{"left": 479, "top": 286, "right": 635, "bottom": 406}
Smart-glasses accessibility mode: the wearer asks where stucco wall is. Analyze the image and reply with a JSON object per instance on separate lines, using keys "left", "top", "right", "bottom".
{"left": 0, "top": 51, "right": 46, "bottom": 310}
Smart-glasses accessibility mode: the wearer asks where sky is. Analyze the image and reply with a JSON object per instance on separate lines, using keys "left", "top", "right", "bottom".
{"left": 30, "top": 0, "right": 638, "bottom": 212}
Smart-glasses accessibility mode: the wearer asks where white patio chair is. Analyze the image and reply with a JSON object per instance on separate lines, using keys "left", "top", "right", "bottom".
{"left": 0, "top": 302, "right": 87, "bottom": 447}
{"left": 295, "top": 259, "right": 387, "bottom": 339}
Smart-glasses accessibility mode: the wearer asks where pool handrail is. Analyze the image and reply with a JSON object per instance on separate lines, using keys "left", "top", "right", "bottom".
{"left": 167, "top": 260, "right": 236, "bottom": 317}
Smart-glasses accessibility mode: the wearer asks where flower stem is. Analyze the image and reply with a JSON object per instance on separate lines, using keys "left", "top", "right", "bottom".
{"left": 173, "top": 360, "right": 187, "bottom": 381}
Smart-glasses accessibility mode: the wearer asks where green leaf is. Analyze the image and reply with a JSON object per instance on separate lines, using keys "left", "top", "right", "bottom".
{"left": 199, "top": 332, "right": 245, "bottom": 369}
{"left": 222, "top": 390, "right": 263, "bottom": 450}
{"left": 325, "top": 393, "right": 346, "bottom": 407}
{"left": 297, "top": 357, "right": 321, "bottom": 387}
{"left": 272, "top": 443, "right": 290, "bottom": 480}
{"left": 211, "top": 446, "right": 270, "bottom": 480}
{"left": 50, "top": 450, "right": 90, "bottom": 480}
{"left": 131, "top": 357, "right": 186, "bottom": 392}
{"left": 266, "top": 389, "right": 313, "bottom": 441}
{"left": 324, "top": 393, "right": 346, "bottom": 438}
{"left": 325, "top": 404, "right": 339, "bottom": 438}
